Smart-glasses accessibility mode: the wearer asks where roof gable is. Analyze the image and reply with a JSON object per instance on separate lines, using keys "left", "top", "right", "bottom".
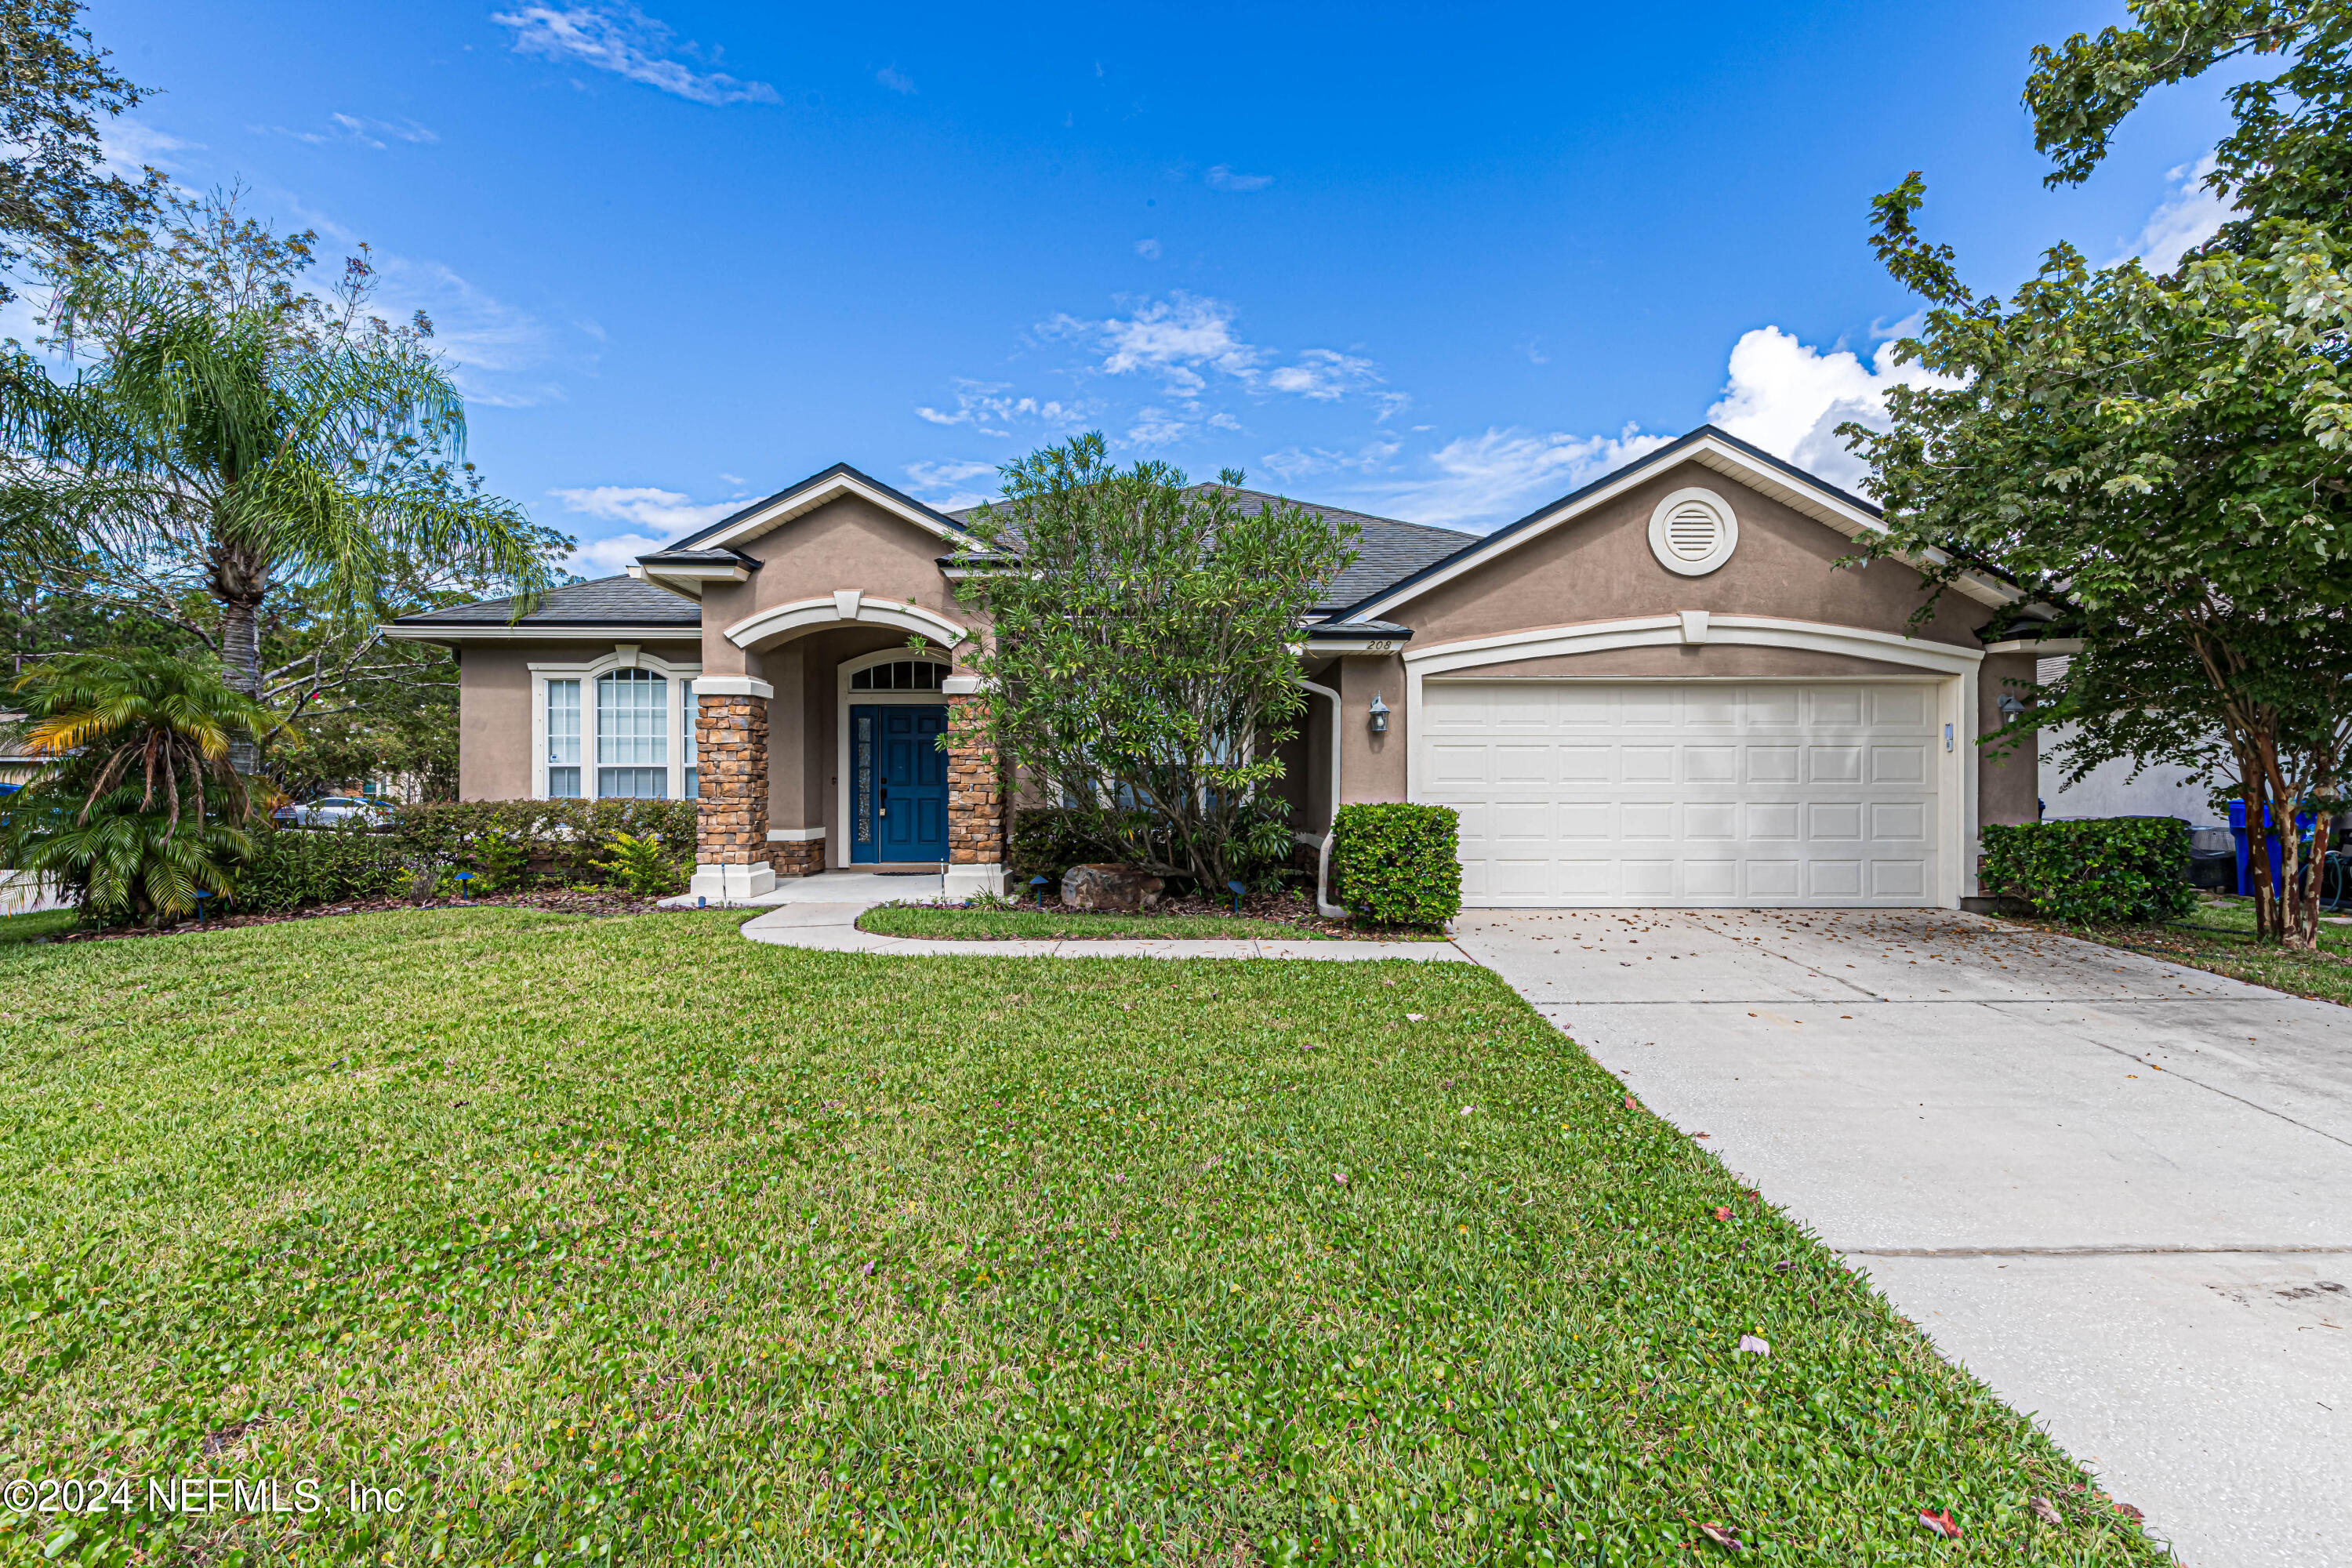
{"left": 671, "top": 463, "right": 964, "bottom": 555}
{"left": 1333, "top": 426, "right": 2019, "bottom": 620}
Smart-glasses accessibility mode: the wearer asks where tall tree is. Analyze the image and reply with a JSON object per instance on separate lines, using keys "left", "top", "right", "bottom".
{"left": 0, "top": 0, "right": 151, "bottom": 302}
{"left": 1846, "top": 2, "right": 2352, "bottom": 948}
{"left": 953, "top": 434, "right": 1357, "bottom": 889}
{"left": 0, "top": 191, "right": 567, "bottom": 768}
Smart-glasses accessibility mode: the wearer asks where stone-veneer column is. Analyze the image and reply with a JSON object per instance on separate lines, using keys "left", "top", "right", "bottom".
{"left": 942, "top": 690, "right": 1004, "bottom": 898}
{"left": 690, "top": 691, "right": 775, "bottom": 901}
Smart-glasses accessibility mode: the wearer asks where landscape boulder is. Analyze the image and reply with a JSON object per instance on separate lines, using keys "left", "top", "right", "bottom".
{"left": 1061, "top": 863, "right": 1165, "bottom": 912}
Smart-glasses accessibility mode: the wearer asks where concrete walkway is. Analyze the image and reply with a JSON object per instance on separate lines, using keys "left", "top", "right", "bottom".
{"left": 1451, "top": 906, "right": 2352, "bottom": 1567}
{"left": 728, "top": 873, "right": 1470, "bottom": 961}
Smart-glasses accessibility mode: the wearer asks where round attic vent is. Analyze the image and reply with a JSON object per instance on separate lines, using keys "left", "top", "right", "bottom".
{"left": 1646, "top": 487, "right": 1738, "bottom": 576}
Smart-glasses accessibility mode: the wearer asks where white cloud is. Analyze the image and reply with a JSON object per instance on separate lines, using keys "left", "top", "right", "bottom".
{"left": 1260, "top": 439, "right": 1400, "bottom": 481}
{"left": 256, "top": 112, "right": 439, "bottom": 149}
{"left": 365, "top": 252, "right": 565, "bottom": 407}
{"left": 548, "top": 484, "right": 746, "bottom": 575}
{"left": 100, "top": 118, "right": 195, "bottom": 172}
{"left": 492, "top": 2, "right": 780, "bottom": 106}
{"left": 876, "top": 65, "right": 917, "bottom": 94}
{"left": 1203, "top": 164, "right": 1273, "bottom": 192}
{"left": 914, "top": 379, "right": 1090, "bottom": 436}
{"left": 1133, "top": 237, "right": 1161, "bottom": 260}
{"left": 1265, "top": 348, "right": 1380, "bottom": 401}
{"left": 903, "top": 459, "right": 997, "bottom": 510}
{"left": 1704, "top": 324, "right": 1952, "bottom": 492}
{"left": 1042, "top": 293, "right": 1390, "bottom": 416}
{"left": 2123, "top": 153, "right": 2232, "bottom": 271}
{"left": 1126, "top": 408, "right": 1192, "bottom": 447}
{"left": 1359, "top": 426, "right": 1671, "bottom": 529}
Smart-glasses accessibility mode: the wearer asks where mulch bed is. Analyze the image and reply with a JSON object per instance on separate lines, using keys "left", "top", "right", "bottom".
{"left": 965, "top": 887, "right": 1441, "bottom": 942}
{"left": 34, "top": 888, "right": 690, "bottom": 943}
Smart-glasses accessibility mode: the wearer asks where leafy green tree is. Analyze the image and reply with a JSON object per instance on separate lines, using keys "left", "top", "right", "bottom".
{"left": 953, "top": 434, "right": 1358, "bottom": 888}
{"left": 0, "top": 0, "right": 152, "bottom": 302}
{"left": 2, "top": 650, "right": 263, "bottom": 925}
{"left": 0, "top": 190, "right": 566, "bottom": 768}
{"left": 1846, "top": 1, "right": 2352, "bottom": 948}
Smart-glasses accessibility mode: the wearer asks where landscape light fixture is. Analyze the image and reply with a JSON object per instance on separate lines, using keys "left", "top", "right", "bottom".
{"left": 1368, "top": 691, "right": 1390, "bottom": 734}
{"left": 1030, "top": 875, "right": 1051, "bottom": 907}
{"left": 1226, "top": 879, "right": 1247, "bottom": 913}
{"left": 194, "top": 890, "right": 212, "bottom": 927}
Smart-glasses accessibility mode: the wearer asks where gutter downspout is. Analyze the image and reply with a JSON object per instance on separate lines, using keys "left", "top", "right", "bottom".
{"left": 1298, "top": 678, "right": 1347, "bottom": 918}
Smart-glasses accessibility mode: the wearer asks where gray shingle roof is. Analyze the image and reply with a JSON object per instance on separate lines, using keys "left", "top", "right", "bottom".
{"left": 394, "top": 575, "right": 701, "bottom": 627}
{"left": 945, "top": 485, "right": 1472, "bottom": 613}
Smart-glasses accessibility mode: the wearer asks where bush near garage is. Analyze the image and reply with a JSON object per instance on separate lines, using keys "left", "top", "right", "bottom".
{"left": 1980, "top": 818, "right": 2197, "bottom": 925}
{"left": 235, "top": 800, "right": 699, "bottom": 913}
{"left": 1331, "top": 802, "right": 1462, "bottom": 928}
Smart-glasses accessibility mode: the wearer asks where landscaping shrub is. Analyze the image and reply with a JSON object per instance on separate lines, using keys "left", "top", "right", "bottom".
{"left": 1331, "top": 803, "right": 1461, "bottom": 927}
{"left": 1007, "top": 807, "right": 1112, "bottom": 882}
{"left": 238, "top": 822, "right": 411, "bottom": 911}
{"left": 1980, "top": 817, "right": 2197, "bottom": 925}
{"left": 595, "top": 831, "right": 685, "bottom": 897}
{"left": 235, "top": 800, "right": 700, "bottom": 914}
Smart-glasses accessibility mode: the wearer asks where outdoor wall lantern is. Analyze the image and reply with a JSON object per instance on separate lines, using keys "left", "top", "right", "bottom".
{"left": 1367, "top": 691, "right": 1390, "bottom": 734}
{"left": 1997, "top": 693, "right": 2029, "bottom": 720}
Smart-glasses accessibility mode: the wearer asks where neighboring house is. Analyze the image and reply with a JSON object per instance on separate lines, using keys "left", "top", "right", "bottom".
{"left": 386, "top": 426, "right": 2061, "bottom": 909}
{"left": 2032, "top": 655, "right": 2224, "bottom": 826}
{"left": 1, "top": 712, "right": 53, "bottom": 791}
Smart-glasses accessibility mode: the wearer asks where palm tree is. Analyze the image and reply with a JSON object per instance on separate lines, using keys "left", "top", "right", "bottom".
{"left": 0, "top": 249, "right": 558, "bottom": 768}
{"left": 3, "top": 650, "right": 264, "bottom": 925}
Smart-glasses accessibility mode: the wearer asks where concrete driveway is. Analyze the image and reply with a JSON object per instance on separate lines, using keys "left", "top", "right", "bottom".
{"left": 1452, "top": 907, "right": 2352, "bottom": 1567}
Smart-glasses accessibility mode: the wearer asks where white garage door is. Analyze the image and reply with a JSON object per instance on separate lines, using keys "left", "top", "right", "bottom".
{"left": 1421, "top": 681, "right": 1941, "bottom": 907}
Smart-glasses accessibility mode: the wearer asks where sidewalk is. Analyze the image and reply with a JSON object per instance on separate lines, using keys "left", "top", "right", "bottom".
{"left": 736, "top": 899, "right": 1472, "bottom": 962}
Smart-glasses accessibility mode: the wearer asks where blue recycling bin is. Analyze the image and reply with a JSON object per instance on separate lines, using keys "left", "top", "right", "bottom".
{"left": 2229, "top": 800, "right": 2316, "bottom": 898}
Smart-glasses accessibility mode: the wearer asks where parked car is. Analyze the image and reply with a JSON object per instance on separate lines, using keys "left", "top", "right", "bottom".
{"left": 272, "top": 795, "right": 391, "bottom": 829}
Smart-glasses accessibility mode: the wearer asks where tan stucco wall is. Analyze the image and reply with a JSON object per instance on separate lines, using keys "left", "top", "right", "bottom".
{"left": 1396, "top": 462, "right": 1989, "bottom": 652}
{"left": 456, "top": 641, "right": 699, "bottom": 801}
{"left": 1338, "top": 653, "right": 1406, "bottom": 804}
{"left": 1461, "top": 645, "right": 1926, "bottom": 681}
{"left": 1979, "top": 651, "right": 2041, "bottom": 827}
{"left": 689, "top": 495, "right": 982, "bottom": 674}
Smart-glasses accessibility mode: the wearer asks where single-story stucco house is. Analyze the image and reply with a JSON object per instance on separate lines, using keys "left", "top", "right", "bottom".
{"left": 384, "top": 425, "right": 2071, "bottom": 909}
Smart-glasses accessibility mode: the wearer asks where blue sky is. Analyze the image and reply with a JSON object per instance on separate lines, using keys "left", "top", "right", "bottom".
{"left": 89, "top": 1, "right": 2245, "bottom": 575}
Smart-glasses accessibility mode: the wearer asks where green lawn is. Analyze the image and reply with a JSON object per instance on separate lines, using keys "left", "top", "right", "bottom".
{"left": 1, "top": 909, "right": 2157, "bottom": 1563}
{"left": 0, "top": 906, "right": 78, "bottom": 945}
{"left": 859, "top": 904, "right": 1331, "bottom": 941}
{"left": 2033, "top": 893, "right": 2352, "bottom": 1007}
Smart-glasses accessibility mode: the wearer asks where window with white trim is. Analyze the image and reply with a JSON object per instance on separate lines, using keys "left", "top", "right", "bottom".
{"left": 546, "top": 680, "right": 582, "bottom": 798}
{"left": 849, "top": 658, "right": 946, "bottom": 691}
{"left": 681, "top": 679, "right": 699, "bottom": 800}
{"left": 596, "top": 668, "right": 669, "bottom": 799}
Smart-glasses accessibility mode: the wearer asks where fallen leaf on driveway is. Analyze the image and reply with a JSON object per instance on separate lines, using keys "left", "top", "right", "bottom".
{"left": 1918, "top": 1508, "right": 1961, "bottom": 1538}
{"left": 1697, "top": 1521, "right": 1744, "bottom": 1550}
{"left": 2027, "top": 1497, "right": 2062, "bottom": 1525}
{"left": 2115, "top": 1502, "right": 2143, "bottom": 1523}
{"left": 1624, "top": 1094, "right": 1637, "bottom": 1109}
{"left": 1406, "top": 1012, "right": 1425, "bottom": 1022}
{"left": 1735, "top": 1334, "right": 1769, "bottom": 1356}
{"left": 1714, "top": 1207, "right": 1732, "bottom": 1221}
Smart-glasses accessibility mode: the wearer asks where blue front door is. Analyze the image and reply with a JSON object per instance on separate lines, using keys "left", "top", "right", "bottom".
{"left": 849, "top": 704, "right": 949, "bottom": 862}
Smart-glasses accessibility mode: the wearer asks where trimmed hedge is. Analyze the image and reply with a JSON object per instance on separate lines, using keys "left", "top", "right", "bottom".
{"left": 1980, "top": 817, "right": 2197, "bottom": 926}
{"left": 1331, "top": 803, "right": 1461, "bottom": 928}
{"left": 234, "top": 800, "right": 700, "bottom": 914}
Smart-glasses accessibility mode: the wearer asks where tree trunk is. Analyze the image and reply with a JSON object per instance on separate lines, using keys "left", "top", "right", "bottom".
{"left": 210, "top": 543, "right": 269, "bottom": 774}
